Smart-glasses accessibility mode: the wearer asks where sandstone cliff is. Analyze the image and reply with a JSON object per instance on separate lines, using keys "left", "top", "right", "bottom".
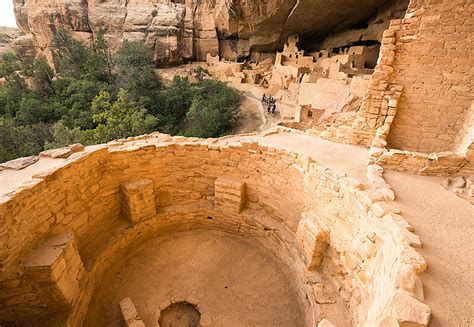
{"left": 13, "top": 0, "right": 397, "bottom": 64}
{"left": 0, "top": 26, "right": 21, "bottom": 58}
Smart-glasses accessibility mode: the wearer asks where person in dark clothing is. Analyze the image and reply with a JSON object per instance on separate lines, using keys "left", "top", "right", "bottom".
{"left": 271, "top": 102, "right": 276, "bottom": 114}
{"left": 262, "top": 94, "right": 267, "bottom": 106}
{"left": 266, "top": 95, "right": 273, "bottom": 113}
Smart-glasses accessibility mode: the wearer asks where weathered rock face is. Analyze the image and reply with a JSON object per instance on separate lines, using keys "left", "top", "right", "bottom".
{"left": 13, "top": 0, "right": 396, "bottom": 64}
{"left": 0, "top": 26, "right": 21, "bottom": 58}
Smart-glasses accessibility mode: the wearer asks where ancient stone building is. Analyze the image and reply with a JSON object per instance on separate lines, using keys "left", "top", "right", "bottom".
{"left": 1, "top": 0, "right": 473, "bottom": 326}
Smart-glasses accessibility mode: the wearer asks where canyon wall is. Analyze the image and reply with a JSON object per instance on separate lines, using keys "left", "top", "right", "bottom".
{"left": 0, "top": 27, "right": 21, "bottom": 58}
{"left": 13, "top": 0, "right": 393, "bottom": 64}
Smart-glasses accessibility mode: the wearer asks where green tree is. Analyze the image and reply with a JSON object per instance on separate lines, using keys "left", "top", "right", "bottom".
{"left": 51, "top": 28, "right": 112, "bottom": 82}
{"left": 0, "top": 80, "right": 31, "bottom": 117}
{"left": 44, "top": 120, "right": 85, "bottom": 150}
{"left": 52, "top": 77, "right": 110, "bottom": 129}
{"left": 92, "top": 31, "right": 113, "bottom": 81}
{"left": 151, "top": 76, "right": 193, "bottom": 134}
{"left": 0, "top": 52, "right": 29, "bottom": 111}
{"left": 0, "top": 52, "right": 22, "bottom": 81}
{"left": 0, "top": 30, "right": 243, "bottom": 163}
{"left": 33, "top": 57, "right": 54, "bottom": 97}
{"left": 90, "top": 89, "right": 158, "bottom": 143}
{"left": 183, "top": 80, "right": 241, "bottom": 138}
{"left": 115, "top": 40, "right": 161, "bottom": 101}
{"left": 0, "top": 118, "right": 52, "bottom": 162}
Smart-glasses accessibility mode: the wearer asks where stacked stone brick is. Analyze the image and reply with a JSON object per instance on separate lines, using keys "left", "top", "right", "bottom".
{"left": 0, "top": 132, "right": 429, "bottom": 326}
{"left": 120, "top": 178, "right": 156, "bottom": 223}
{"left": 343, "top": 0, "right": 474, "bottom": 176}
{"left": 349, "top": 23, "right": 403, "bottom": 147}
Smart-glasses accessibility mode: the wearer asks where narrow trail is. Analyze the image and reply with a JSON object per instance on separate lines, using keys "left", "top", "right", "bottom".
{"left": 385, "top": 171, "right": 474, "bottom": 327}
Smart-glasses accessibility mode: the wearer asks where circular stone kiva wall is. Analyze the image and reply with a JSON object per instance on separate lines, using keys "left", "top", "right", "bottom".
{"left": 0, "top": 133, "right": 429, "bottom": 327}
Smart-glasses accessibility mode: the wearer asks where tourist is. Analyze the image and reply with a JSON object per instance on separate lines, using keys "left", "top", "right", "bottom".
{"left": 272, "top": 102, "right": 276, "bottom": 114}
{"left": 262, "top": 93, "right": 267, "bottom": 105}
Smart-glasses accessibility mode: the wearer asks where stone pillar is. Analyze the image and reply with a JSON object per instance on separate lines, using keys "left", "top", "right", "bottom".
{"left": 22, "top": 232, "right": 85, "bottom": 307}
{"left": 296, "top": 212, "right": 329, "bottom": 270}
{"left": 120, "top": 178, "right": 156, "bottom": 223}
{"left": 215, "top": 177, "right": 246, "bottom": 213}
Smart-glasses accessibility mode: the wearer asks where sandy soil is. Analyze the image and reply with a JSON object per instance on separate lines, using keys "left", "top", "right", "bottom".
{"left": 385, "top": 171, "right": 474, "bottom": 327}
{"left": 87, "top": 230, "right": 306, "bottom": 327}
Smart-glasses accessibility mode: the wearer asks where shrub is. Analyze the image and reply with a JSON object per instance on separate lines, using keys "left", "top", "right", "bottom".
{"left": 0, "top": 30, "right": 242, "bottom": 163}
{"left": 90, "top": 89, "right": 159, "bottom": 143}
{"left": 0, "top": 118, "right": 52, "bottom": 162}
{"left": 183, "top": 80, "right": 241, "bottom": 138}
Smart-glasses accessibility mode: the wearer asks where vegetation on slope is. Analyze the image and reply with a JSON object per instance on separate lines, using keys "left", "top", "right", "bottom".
{"left": 0, "top": 29, "right": 241, "bottom": 162}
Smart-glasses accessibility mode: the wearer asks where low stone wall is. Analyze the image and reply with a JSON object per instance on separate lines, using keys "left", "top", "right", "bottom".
{"left": 367, "top": 101, "right": 473, "bottom": 176}
{"left": 0, "top": 133, "right": 429, "bottom": 326}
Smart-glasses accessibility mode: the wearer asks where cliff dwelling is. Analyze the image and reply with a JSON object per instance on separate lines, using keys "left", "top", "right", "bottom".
{"left": 0, "top": 0, "right": 473, "bottom": 327}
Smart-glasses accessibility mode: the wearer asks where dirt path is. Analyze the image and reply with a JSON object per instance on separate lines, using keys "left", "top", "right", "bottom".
{"left": 258, "top": 132, "right": 369, "bottom": 181}
{"left": 385, "top": 171, "right": 474, "bottom": 327}
{"left": 235, "top": 92, "right": 281, "bottom": 133}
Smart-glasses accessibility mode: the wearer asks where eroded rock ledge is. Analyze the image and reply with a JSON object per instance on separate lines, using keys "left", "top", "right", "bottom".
{"left": 13, "top": 0, "right": 405, "bottom": 63}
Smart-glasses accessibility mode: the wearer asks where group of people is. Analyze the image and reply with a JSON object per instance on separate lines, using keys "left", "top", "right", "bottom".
{"left": 262, "top": 94, "right": 277, "bottom": 114}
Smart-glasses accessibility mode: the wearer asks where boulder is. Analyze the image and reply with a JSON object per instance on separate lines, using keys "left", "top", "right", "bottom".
{"left": 0, "top": 156, "right": 39, "bottom": 170}
{"left": 388, "top": 290, "right": 431, "bottom": 326}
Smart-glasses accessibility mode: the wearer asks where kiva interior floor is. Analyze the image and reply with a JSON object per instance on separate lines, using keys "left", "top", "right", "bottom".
{"left": 85, "top": 229, "right": 306, "bottom": 326}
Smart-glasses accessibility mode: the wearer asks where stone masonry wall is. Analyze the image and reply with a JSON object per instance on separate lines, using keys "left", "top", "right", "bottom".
{"left": 349, "top": 0, "right": 473, "bottom": 154}
{"left": 0, "top": 133, "right": 429, "bottom": 326}
{"left": 387, "top": 0, "right": 473, "bottom": 153}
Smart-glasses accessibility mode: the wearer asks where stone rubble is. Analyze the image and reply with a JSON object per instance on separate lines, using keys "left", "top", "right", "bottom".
{"left": 0, "top": 156, "right": 39, "bottom": 170}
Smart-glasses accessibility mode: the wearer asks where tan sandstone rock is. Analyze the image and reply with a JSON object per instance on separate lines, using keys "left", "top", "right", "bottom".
{"left": 0, "top": 155, "right": 39, "bottom": 170}
{"left": 388, "top": 290, "right": 431, "bottom": 327}
{"left": 0, "top": 27, "right": 21, "bottom": 58}
{"left": 318, "top": 318, "right": 336, "bottom": 327}
{"left": 14, "top": 0, "right": 394, "bottom": 64}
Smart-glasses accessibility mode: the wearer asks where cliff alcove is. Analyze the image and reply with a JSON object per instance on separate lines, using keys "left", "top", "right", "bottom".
{"left": 1, "top": 0, "right": 473, "bottom": 326}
